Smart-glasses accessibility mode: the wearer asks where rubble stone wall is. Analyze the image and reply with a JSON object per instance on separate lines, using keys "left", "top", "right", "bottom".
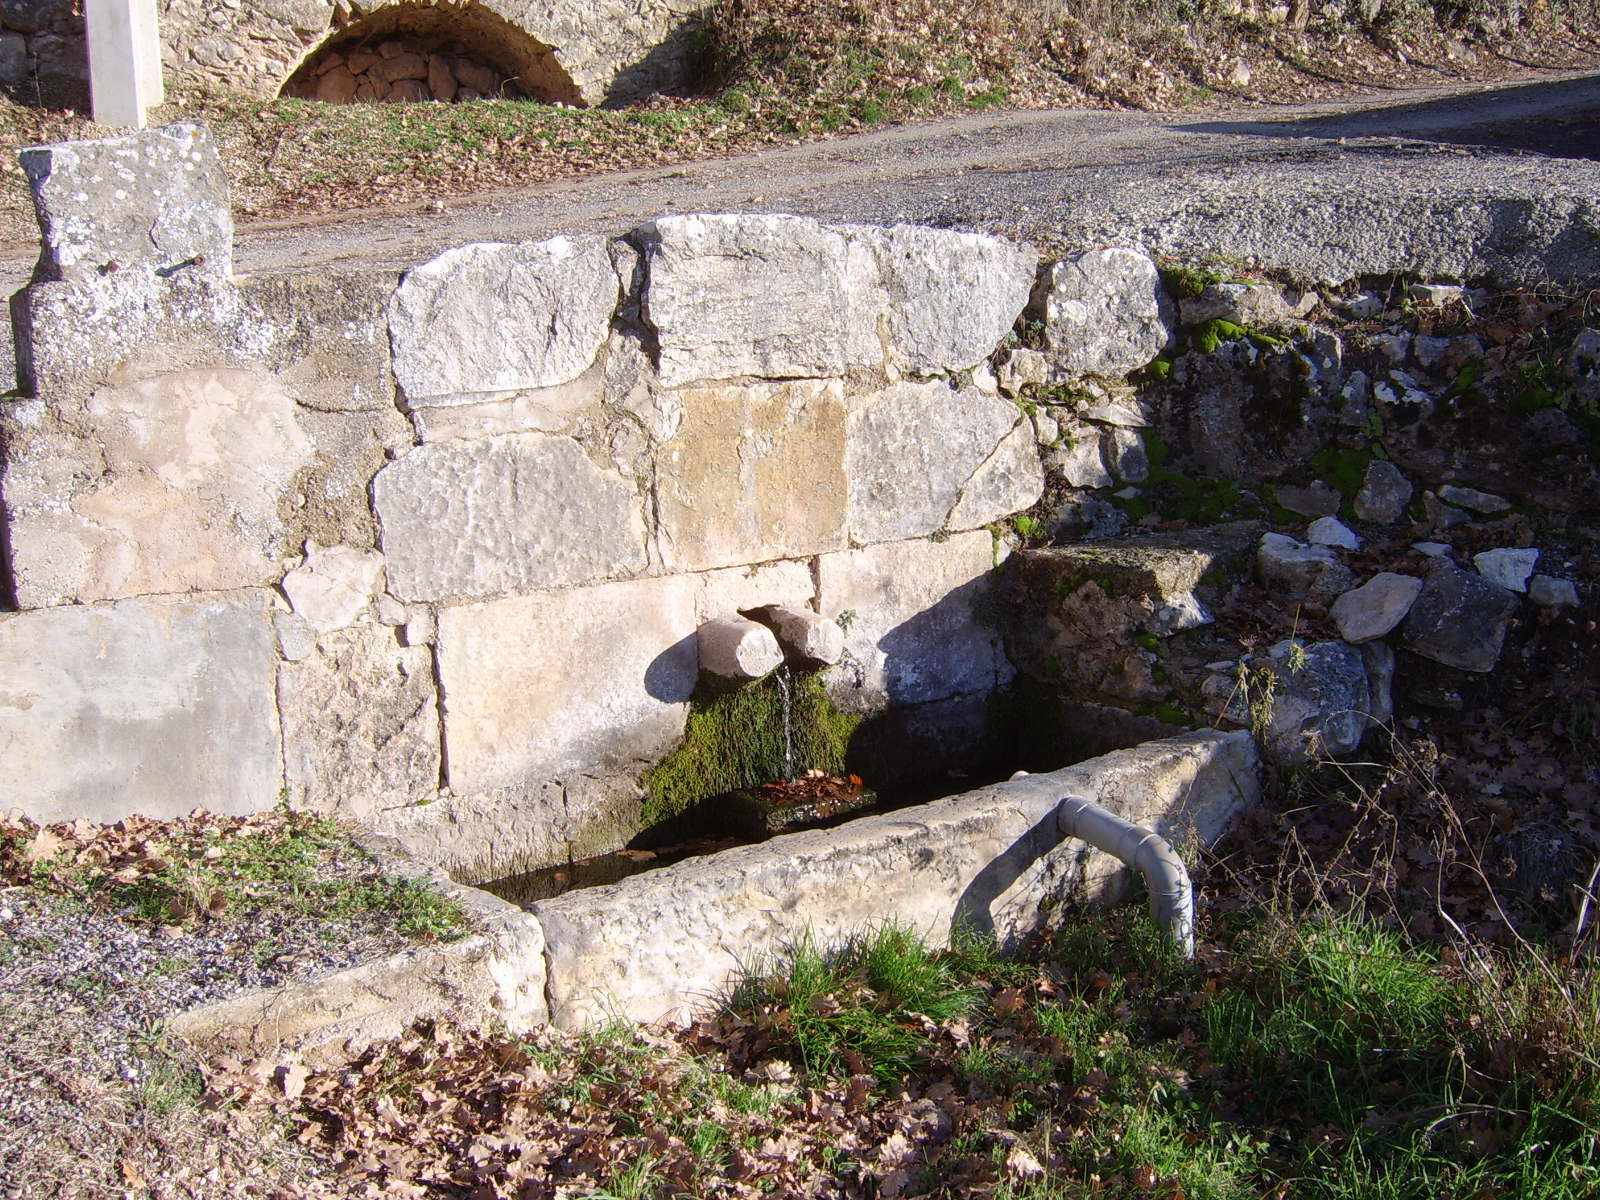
{"left": 1, "top": 0, "right": 87, "bottom": 109}
{"left": 0, "top": 0, "right": 706, "bottom": 108}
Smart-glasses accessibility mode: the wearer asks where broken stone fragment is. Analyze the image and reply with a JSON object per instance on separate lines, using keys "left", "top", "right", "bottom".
{"left": 1101, "top": 426, "right": 1149, "bottom": 483}
{"left": 1329, "top": 572, "right": 1423, "bottom": 643}
{"left": 745, "top": 606, "right": 845, "bottom": 668}
{"left": 995, "top": 348, "right": 1050, "bottom": 395}
{"left": 1410, "top": 282, "right": 1463, "bottom": 306}
{"left": 1047, "top": 430, "right": 1113, "bottom": 489}
{"left": 281, "top": 542, "right": 386, "bottom": 635}
{"left": 1353, "top": 459, "right": 1413, "bottom": 523}
{"left": 1307, "top": 516, "right": 1358, "bottom": 550}
{"left": 1033, "top": 247, "right": 1174, "bottom": 380}
{"left": 1439, "top": 484, "right": 1512, "bottom": 514}
{"left": 1402, "top": 558, "right": 1519, "bottom": 673}
{"left": 400, "top": 606, "right": 436, "bottom": 647}
{"left": 1473, "top": 547, "right": 1538, "bottom": 593}
{"left": 1255, "top": 532, "right": 1355, "bottom": 602}
{"left": 697, "top": 616, "right": 785, "bottom": 681}
{"left": 1528, "top": 575, "right": 1579, "bottom": 609}
{"left": 1412, "top": 335, "right": 1451, "bottom": 368}
{"left": 1422, "top": 491, "right": 1471, "bottom": 531}
{"left": 273, "top": 610, "right": 316, "bottom": 663}
{"left": 1178, "top": 281, "right": 1317, "bottom": 329}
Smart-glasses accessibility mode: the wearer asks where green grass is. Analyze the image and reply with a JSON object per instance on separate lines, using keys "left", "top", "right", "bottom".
{"left": 35, "top": 809, "right": 467, "bottom": 940}
{"left": 708, "top": 906, "right": 1600, "bottom": 1199}
{"left": 730, "top": 923, "right": 982, "bottom": 1080}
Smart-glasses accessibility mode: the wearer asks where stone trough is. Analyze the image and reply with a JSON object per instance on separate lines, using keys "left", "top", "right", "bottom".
{"left": 171, "top": 729, "right": 1259, "bottom": 1061}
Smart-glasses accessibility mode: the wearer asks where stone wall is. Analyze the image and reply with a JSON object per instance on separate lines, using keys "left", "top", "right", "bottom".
{"left": 0, "top": 124, "right": 1078, "bottom": 881}
{"left": 1, "top": 0, "right": 87, "bottom": 109}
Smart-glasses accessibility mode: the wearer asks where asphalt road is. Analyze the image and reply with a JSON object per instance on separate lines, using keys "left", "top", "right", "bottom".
{"left": 6, "top": 67, "right": 1600, "bottom": 290}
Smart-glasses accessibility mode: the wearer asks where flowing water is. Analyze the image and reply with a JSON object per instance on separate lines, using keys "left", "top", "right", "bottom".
{"left": 775, "top": 664, "right": 795, "bottom": 782}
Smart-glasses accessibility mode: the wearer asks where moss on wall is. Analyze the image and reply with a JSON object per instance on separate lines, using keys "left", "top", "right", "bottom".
{"left": 642, "top": 671, "right": 863, "bottom": 827}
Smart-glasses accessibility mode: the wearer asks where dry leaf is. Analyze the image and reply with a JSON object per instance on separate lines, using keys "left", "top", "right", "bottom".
{"left": 845, "top": 1073, "right": 873, "bottom": 1111}
{"left": 277, "top": 1062, "right": 310, "bottom": 1100}
{"left": 24, "top": 828, "right": 63, "bottom": 863}
{"left": 118, "top": 1157, "right": 149, "bottom": 1190}
{"left": 1005, "top": 1144, "right": 1045, "bottom": 1179}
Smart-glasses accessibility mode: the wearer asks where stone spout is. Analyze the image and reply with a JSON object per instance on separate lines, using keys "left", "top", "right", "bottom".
{"left": 696, "top": 616, "right": 784, "bottom": 681}
{"left": 745, "top": 605, "right": 845, "bottom": 668}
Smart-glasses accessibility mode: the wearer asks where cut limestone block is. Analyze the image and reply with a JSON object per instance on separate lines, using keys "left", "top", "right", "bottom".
{"left": 816, "top": 531, "right": 1012, "bottom": 712}
{"left": 846, "top": 380, "right": 1033, "bottom": 546}
{"left": 532, "top": 730, "right": 1259, "bottom": 1028}
{"left": 0, "top": 592, "right": 280, "bottom": 823}
{"left": 839, "top": 223, "right": 1037, "bottom": 375}
{"left": 434, "top": 574, "right": 699, "bottom": 796}
{"left": 637, "top": 214, "right": 873, "bottom": 386}
{"left": 277, "top": 625, "right": 441, "bottom": 817}
{"left": 1, "top": 367, "right": 314, "bottom": 607}
{"left": 373, "top": 433, "right": 647, "bottom": 603}
{"left": 655, "top": 379, "right": 847, "bottom": 572}
{"left": 387, "top": 238, "right": 618, "bottom": 407}
{"left": 18, "top": 269, "right": 398, "bottom": 410}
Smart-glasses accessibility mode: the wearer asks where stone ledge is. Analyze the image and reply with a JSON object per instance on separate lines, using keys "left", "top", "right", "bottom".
{"left": 168, "top": 832, "right": 547, "bottom": 1068}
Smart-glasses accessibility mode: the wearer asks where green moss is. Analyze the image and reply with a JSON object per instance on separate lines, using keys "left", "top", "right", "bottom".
{"left": 642, "top": 672, "right": 862, "bottom": 827}
{"left": 1160, "top": 264, "right": 1228, "bottom": 300}
{"left": 1142, "top": 428, "right": 1171, "bottom": 469}
{"left": 1309, "top": 447, "right": 1374, "bottom": 501}
{"left": 1191, "top": 318, "right": 1287, "bottom": 355}
{"left": 1137, "top": 632, "right": 1161, "bottom": 652}
{"left": 1150, "top": 702, "right": 1193, "bottom": 727}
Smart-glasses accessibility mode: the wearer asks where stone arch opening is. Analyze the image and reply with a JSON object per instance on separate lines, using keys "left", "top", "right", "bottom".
{"left": 280, "top": 0, "right": 582, "bottom": 105}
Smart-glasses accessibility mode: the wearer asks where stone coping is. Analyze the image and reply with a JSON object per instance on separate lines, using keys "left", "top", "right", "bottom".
{"left": 170, "top": 730, "right": 1260, "bottom": 1060}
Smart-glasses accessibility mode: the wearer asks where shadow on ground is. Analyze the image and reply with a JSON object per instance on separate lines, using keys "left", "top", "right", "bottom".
{"left": 1182, "top": 73, "right": 1600, "bottom": 161}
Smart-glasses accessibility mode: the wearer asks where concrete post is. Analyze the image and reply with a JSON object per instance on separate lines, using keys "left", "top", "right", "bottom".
{"left": 86, "top": 0, "right": 163, "bottom": 128}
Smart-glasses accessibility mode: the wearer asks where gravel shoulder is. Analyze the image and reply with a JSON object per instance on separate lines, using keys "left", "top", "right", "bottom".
{"left": 0, "top": 809, "right": 470, "bottom": 1198}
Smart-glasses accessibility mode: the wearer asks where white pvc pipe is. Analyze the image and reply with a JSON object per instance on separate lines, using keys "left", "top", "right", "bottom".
{"left": 1056, "top": 794, "right": 1196, "bottom": 959}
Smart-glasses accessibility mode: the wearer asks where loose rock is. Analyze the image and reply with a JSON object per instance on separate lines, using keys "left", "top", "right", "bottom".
{"left": 1256, "top": 533, "right": 1355, "bottom": 602}
{"left": 1402, "top": 558, "right": 1520, "bottom": 672}
{"left": 1034, "top": 248, "right": 1173, "bottom": 379}
{"left": 1330, "top": 572, "right": 1424, "bottom": 643}
{"left": 1528, "top": 574, "right": 1580, "bottom": 609}
{"left": 1439, "top": 484, "right": 1512, "bottom": 514}
{"left": 1474, "top": 547, "right": 1538, "bottom": 592}
{"left": 1307, "top": 516, "right": 1358, "bottom": 550}
{"left": 1353, "top": 459, "right": 1413, "bottom": 523}
{"left": 1274, "top": 482, "right": 1341, "bottom": 518}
